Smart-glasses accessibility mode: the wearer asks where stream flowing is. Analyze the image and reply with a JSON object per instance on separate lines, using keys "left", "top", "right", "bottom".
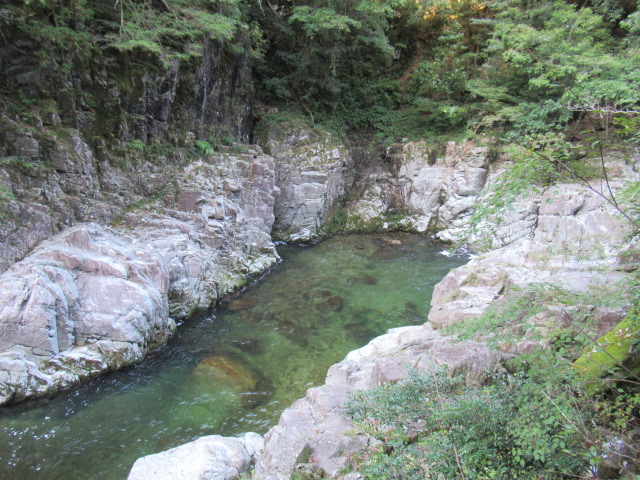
{"left": 0, "top": 233, "right": 467, "bottom": 479}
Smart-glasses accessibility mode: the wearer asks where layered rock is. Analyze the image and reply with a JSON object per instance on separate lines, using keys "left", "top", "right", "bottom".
{"left": 397, "top": 141, "right": 491, "bottom": 234}
{"left": 343, "top": 140, "right": 493, "bottom": 234}
{"left": 120, "top": 148, "right": 279, "bottom": 318}
{"left": 0, "top": 224, "right": 173, "bottom": 404}
{"left": 262, "top": 128, "right": 353, "bottom": 242}
{"left": 255, "top": 325, "right": 507, "bottom": 479}
{"left": 0, "top": 145, "right": 280, "bottom": 404}
{"left": 429, "top": 181, "right": 635, "bottom": 330}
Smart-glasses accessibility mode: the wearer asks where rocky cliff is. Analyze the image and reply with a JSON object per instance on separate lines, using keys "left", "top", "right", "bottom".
{"left": 124, "top": 140, "right": 639, "bottom": 479}
{"left": 0, "top": 143, "right": 284, "bottom": 404}
{"left": 0, "top": 116, "right": 355, "bottom": 405}
{"left": 260, "top": 127, "right": 354, "bottom": 242}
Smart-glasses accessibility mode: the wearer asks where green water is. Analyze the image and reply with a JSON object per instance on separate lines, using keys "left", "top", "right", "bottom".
{"left": 0, "top": 233, "right": 467, "bottom": 480}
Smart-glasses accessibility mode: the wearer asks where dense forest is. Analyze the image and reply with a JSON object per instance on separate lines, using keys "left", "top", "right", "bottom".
{"left": 2, "top": 0, "right": 640, "bottom": 478}
{"left": 1, "top": 0, "right": 639, "bottom": 143}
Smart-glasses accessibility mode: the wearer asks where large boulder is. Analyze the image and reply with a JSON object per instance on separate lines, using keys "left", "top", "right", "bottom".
{"left": 0, "top": 224, "right": 173, "bottom": 405}
{"left": 127, "top": 432, "right": 264, "bottom": 480}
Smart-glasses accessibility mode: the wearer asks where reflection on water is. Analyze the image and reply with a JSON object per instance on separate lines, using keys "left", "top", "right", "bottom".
{"left": 0, "top": 233, "right": 467, "bottom": 479}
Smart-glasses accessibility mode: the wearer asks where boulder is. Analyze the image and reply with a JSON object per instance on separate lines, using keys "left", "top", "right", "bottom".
{"left": 127, "top": 432, "right": 264, "bottom": 480}
{"left": 191, "top": 353, "right": 273, "bottom": 409}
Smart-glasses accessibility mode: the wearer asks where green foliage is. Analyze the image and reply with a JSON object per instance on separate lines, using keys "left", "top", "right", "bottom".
{"left": 574, "top": 305, "right": 640, "bottom": 392}
{"left": 126, "top": 139, "right": 146, "bottom": 152}
{"left": 346, "top": 365, "right": 592, "bottom": 479}
{"left": 194, "top": 140, "right": 215, "bottom": 155}
{"left": 349, "top": 275, "right": 640, "bottom": 478}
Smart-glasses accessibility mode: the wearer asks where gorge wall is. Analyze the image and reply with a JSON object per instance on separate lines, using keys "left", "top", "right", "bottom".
{"left": 122, "top": 138, "right": 639, "bottom": 479}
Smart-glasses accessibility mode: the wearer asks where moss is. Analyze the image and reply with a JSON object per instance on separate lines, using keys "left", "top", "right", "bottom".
{"left": 574, "top": 306, "right": 640, "bottom": 393}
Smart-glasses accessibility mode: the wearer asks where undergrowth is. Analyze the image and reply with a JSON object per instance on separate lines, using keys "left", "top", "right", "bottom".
{"left": 346, "top": 279, "right": 640, "bottom": 479}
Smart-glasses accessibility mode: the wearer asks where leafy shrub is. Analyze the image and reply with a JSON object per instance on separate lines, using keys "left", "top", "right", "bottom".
{"left": 346, "top": 364, "right": 592, "bottom": 479}
{"left": 194, "top": 140, "right": 215, "bottom": 155}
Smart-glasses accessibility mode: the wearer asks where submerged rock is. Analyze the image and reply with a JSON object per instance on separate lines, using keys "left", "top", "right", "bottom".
{"left": 194, "top": 354, "right": 259, "bottom": 392}
{"left": 327, "top": 296, "right": 344, "bottom": 312}
{"left": 361, "top": 274, "right": 378, "bottom": 285}
{"left": 344, "top": 321, "right": 377, "bottom": 344}
{"left": 228, "top": 297, "right": 259, "bottom": 312}
{"left": 192, "top": 353, "right": 273, "bottom": 409}
{"left": 277, "top": 319, "right": 309, "bottom": 348}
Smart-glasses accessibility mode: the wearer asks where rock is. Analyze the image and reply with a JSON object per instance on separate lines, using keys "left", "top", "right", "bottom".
{"left": 0, "top": 224, "right": 173, "bottom": 405}
{"left": 228, "top": 298, "right": 259, "bottom": 311}
{"left": 194, "top": 354, "right": 260, "bottom": 392}
{"left": 277, "top": 319, "right": 309, "bottom": 348}
{"left": 192, "top": 353, "right": 273, "bottom": 409}
{"left": 394, "top": 141, "right": 491, "bottom": 236}
{"left": 344, "top": 322, "right": 377, "bottom": 344}
{"left": 345, "top": 181, "right": 390, "bottom": 231}
{"left": 327, "top": 296, "right": 344, "bottom": 312}
{"left": 122, "top": 153, "right": 279, "bottom": 319}
{"left": 263, "top": 128, "right": 354, "bottom": 242}
{"left": 361, "top": 275, "right": 378, "bottom": 285}
{"left": 255, "top": 325, "right": 507, "bottom": 479}
{"left": 127, "top": 432, "right": 264, "bottom": 480}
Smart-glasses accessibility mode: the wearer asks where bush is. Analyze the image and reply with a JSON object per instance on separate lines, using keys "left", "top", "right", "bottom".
{"left": 346, "top": 365, "right": 592, "bottom": 479}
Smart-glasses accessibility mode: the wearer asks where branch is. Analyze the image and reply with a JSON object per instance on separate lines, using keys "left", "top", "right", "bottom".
{"left": 567, "top": 104, "right": 640, "bottom": 115}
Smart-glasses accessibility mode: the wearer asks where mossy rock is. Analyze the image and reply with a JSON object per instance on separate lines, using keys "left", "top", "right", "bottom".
{"left": 574, "top": 307, "right": 640, "bottom": 393}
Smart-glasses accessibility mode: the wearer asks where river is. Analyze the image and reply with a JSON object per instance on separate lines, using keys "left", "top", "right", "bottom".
{"left": 0, "top": 233, "right": 467, "bottom": 479}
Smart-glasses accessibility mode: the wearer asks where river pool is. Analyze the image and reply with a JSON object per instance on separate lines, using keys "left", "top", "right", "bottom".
{"left": 0, "top": 233, "right": 467, "bottom": 479}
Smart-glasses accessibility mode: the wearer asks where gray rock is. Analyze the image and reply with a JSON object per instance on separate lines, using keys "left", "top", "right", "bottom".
{"left": 265, "top": 129, "right": 353, "bottom": 242}
{"left": 255, "top": 325, "right": 506, "bottom": 479}
{"left": 128, "top": 433, "right": 264, "bottom": 480}
{"left": 397, "top": 141, "right": 491, "bottom": 234}
{"left": 0, "top": 224, "right": 173, "bottom": 405}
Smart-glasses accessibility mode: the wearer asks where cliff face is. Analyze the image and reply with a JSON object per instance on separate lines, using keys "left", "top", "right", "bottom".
{"left": 0, "top": 115, "right": 354, "bottom": 404}
{"left": 0, "top": 26, "right": 255, "bottom": 273}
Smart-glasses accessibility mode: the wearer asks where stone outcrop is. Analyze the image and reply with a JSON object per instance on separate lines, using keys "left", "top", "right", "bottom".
{"left": 261, "top": 128, "right": 353, "bottom": 242}
{"left": 128, "top": 432, "right": 264, "bottom": 480}
{"left": 249, "top": 148, "right": 639, "bottom": 479}
{"left": 397, "top": 141, "right": 491, "bottom": 235}
{"left": 120, "top": 148, "right": 279, "bottom": 318}
{"left": 0, "top": 143, "right": 281, "bottom": 404}
{"left": 0, "top": 224, "right": 173, "bottom": 404}
{"left": 342, "top": 140, "right": 493, "bottom": 234}
{"left": 255, "top": 325, "right": 507, "bottom": 479}
{"left": 429, "top": 180, "right": 635, "bottom": 331}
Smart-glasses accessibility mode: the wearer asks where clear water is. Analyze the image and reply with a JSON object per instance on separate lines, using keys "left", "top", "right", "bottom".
{"left": 0, "top": 233, "right": 467, "bottom": 480}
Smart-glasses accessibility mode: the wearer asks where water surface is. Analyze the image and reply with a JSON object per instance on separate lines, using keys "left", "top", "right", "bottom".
{"left": 0, "top": 233, "right": 467, "bottom": 479}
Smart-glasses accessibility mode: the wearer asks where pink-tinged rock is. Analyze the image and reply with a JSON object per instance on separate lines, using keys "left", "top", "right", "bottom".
{"left": 0, "top": 224, "right": 173, "bottom": 405}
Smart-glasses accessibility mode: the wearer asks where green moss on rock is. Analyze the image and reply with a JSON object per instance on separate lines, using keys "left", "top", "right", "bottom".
{"left": 574, "top": 306, "right": 640, "bottom": 393}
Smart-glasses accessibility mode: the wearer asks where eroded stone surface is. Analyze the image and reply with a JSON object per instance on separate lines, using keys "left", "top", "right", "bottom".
{"left": 264, "top": 129, "right": 353, "bottom": 242}
{"left": 0, "top": 147, "right": 281, "bottom": 404}
{"left": 0, "top": 224, "right": 173, "bottom": 404}
{"left": 255, "top": 325, "right": 507, "bottom": 479}
{"left": 127, "top": 432, "right": 264, "bottom": 480}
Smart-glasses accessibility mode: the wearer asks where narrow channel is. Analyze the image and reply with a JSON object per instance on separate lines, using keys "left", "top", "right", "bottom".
{"left": 0, "top": 233, "right": 467, "bottom": 480}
